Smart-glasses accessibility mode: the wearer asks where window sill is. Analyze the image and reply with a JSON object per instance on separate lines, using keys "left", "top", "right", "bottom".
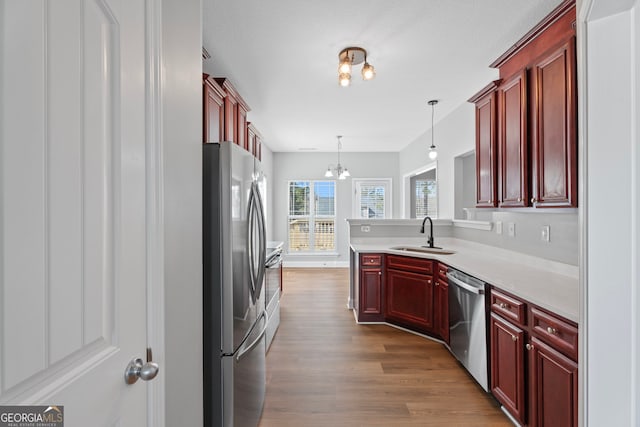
{"left": 285, "top": 252, "right": 340, "bottom": 257}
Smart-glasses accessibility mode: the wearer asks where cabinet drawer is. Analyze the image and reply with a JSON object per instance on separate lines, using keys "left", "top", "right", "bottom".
{"left": 437, "top": 263, "right": 449, "bottom": 281}
{"left": 491, "top": 289, "right": 527, "bottom": 327}
{"left": 360, "top": 254, "right": 382, "bottom": 267}
{"left": 386, "top": 255, "right": 433, "bottom": 275}
{"left": 530, "top": 306, "right": 578, "bottom": 361}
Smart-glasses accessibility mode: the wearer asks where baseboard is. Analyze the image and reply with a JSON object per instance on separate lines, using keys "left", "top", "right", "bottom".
{"left": 283, "top": 260, "right": 350, "bottom": 268}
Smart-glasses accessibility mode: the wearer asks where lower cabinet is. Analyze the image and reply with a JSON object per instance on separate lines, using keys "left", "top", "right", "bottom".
{"left": 358, "top": 254, "right": 384, "bottom": 322}
{"left": 385, "top": 267, "right": 434, "bottom": 333}
{"left": 434, "top": 276, "right": 449, "bottom": 344}
{"left": 490, "top": 313, "right": 527, "bottom": 424}
{"left": 529, "top": 337, "right": 578, "bottom": 427}
{"left": 489, "top": 288, "right": 578, "bottom": 427}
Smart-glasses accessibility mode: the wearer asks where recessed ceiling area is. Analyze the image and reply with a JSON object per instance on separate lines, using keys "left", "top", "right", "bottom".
{"left": 202, "top": 0, "right": 563, "bottom": 152}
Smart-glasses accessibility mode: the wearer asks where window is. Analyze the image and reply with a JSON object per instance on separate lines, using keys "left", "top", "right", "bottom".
{"left": 353, "top": 179, "right": 392, "bottom": 219}
{"left": 410, "top": 169, "right": 437, "bottom": 218}
{"left": 288, "top": 181, "right": 336, "bottom": 253}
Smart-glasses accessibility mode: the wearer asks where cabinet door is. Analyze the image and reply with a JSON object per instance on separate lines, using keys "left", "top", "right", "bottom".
{"left": 531, "top": 38, "right": 577, "bottom": 207}
{"left": 498, "top": 71, "right": 528, "bottom": 207}
{"left": 385, "top": 268, "right": 433, "bottom": 332}
{"left": 237, "top": 104, "right": 248, "bottom": 151}
{"left": 223, "top": 94, "right": 237, "bottom": 144}
{"left": 434, "top": 278, "right": 449, "bottom": 343}
{"left": 490, "top": 313, "right": 526, "bottom": 425}
{"left": 202, "top": 77, "right": 224, "bottom": 143}
{"left": 529, "top": 337, "right": 578, "bottom": 427}
{"left": 360, "top": 267, "right": 383, "bottom": 322}
{"left": 475, "top": 89, "right": 498, "bottom": 207}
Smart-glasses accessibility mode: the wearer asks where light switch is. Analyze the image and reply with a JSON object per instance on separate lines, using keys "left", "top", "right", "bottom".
{"left": 507, "top": 222, "right": 516, "bottom": 237}
{"left": 361, "top": 225, "right": 370, "bottom": 233}
{"left": 496, "top": 221, "right": 503, "bottom": 235}
{"left": 541, "top": 225, "right": 550, "bottom": 242}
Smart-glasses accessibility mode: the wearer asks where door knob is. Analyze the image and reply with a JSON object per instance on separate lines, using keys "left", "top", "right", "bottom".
{"left": 125, "top": 348, "right": 159, "bottom": 384}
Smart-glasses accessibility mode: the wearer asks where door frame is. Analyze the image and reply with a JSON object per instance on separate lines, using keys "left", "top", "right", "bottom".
{"left": 145, "top": 0, "right": 164, "bottom": 424}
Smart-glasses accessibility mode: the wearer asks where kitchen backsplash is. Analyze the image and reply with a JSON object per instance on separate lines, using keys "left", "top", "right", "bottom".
{"left": 347, "top": 211, "right": 579, "bottom": 266}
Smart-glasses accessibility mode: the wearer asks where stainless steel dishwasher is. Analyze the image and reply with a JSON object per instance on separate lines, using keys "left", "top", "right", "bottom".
{"left": 447, "top": 268, "right": 488, "bottom": 391}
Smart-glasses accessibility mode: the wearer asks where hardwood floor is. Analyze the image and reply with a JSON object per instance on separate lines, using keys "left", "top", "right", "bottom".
{"left": 259, "top": 268, "right": 511, "bottom": 427}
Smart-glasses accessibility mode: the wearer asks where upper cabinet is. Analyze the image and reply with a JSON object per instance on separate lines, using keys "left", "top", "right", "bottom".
{"left": 213, "top": 78, "right": 251, "bottom": 150}
{"left": 498, "top": 70, "right": 528, "bottom": 208}
{"left": 470, "top": 0, "right": 577, "bottom": 208}
{"left": 531, "top": 39, "right": 577, "bottom": 207}
{"left": 202, "top": 74, "right": 225, "bottom": 143}
{"left": 204, "top": 75, "right": 265, "bottom": 159}
{"left": 469, "top": 81, "right": 499, "bottom": 208}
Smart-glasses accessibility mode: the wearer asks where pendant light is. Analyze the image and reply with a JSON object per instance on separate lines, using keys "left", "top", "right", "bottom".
{"left": 324, "top": 136, "right": 351, "bottom": 179}
{"left": 428, "top": 100, "right": 438, "bottom": 160}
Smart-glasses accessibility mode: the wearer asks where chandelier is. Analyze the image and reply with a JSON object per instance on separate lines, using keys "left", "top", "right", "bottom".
{"left": 324, "top": 136, "right": 351, "bottom": 180}
{"left": 338, "top": 47, "right": 375, "bottom": 87}
{"left": 427, "top": 99, "right": 439, "bottom": 160}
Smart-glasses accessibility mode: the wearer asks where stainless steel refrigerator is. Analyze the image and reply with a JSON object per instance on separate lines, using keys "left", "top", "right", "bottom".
{"left": 203, "top": 142, "right": 267, "bottom": 427}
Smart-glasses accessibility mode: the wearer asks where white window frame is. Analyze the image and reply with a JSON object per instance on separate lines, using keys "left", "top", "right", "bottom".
{"left": 287, "top": 180, "right": 337, "bottom": 254}
{"left": 352, "top": 178, "right": 393, "bottom": 219}
{"left": 402, "top": 162, "right": 438, "bottom": 219}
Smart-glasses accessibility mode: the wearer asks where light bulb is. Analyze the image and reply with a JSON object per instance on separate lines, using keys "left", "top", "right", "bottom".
{"left": 338, "top": 57, "right": 352, "bottom": 74}
{"left": 428, "top": 147, "right": 438, "bottom": 160}
{"left": 361, "top": 62, "right": 375, "bottom": 80}
{"left": 339, "top": 72, "right": 351, "bottom": 87}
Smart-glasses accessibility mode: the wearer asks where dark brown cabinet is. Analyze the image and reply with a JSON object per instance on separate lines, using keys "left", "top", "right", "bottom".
{"left": 202, "top": 74, "right": 225, "bottom": 143}
{"left": 247, "top": 122, "right": 263, "bottom": 161}
{"left": 531, "top": 38, "right": 577, "bottom": 207}
{"left": 491, "top": 312, "right": 527, "bottom": 424}
{"left": 528, "top": 337, "right": 578, "bottom": 427}
{"left": 213, "top": 78, "right": 251, "bottom": 150}
{"left": 358, "top": 254, "right": 384, "bottom": 322}
{"left": 470, "top": 0, "right": 577, "bottom": 209}
{"left": 385, "top": 255, "right": 434, "bottom": 333}
{"left": 489, "top": 287, "right": 578, "bottom": 426}
{"left": 498, "top": 70, "right": 528, "bottom": 207}
{"left": 469, "top": 82, "right": 499, "bottom": 207}
{"left": 434, "top": 263, "right": 449, "bottom": 343}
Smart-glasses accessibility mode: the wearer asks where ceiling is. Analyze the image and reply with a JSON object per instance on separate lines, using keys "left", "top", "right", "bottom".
{"left": 203, "top": 0, "right": 563, "bottom": 153}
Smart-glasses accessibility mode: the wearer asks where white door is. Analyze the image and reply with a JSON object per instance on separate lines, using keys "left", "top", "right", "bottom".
{"left": 1, "top": 0, "right": 154, "bottom": 425}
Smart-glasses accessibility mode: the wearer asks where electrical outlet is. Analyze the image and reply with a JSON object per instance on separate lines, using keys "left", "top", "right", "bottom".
{"left": 541, "top": 225, "right": 550, "bottom": 242}
{"left": 507, "top": 222, "right": 516, "bottom": 237}
{"left": 360, "top": 225, "right": 370, "bottom": 233}
{"left": 496, "top": 221, "right": 503, "bottom": 235}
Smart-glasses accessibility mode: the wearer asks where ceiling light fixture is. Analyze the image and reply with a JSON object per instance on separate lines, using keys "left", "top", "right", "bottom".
{"left": 338, "top": 47, "right": 375, "bottom": 87}
{"left": 428, "top": 100, "right": 439, "bottom": 160}
{"left": 324, "top": 135, "right": 351, "bottom": 180}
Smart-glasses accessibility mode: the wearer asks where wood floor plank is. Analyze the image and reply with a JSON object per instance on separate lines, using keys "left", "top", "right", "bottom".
{"left": 259, "top": 268, "right": 511, "bottom": 427}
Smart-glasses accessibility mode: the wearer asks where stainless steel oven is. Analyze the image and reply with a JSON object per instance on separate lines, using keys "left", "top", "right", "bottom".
{"left": 264, "top": 242, "right": 283, "bottom": 351}
{"left": 447, "top": 268, "right": 488, "bottom": 391}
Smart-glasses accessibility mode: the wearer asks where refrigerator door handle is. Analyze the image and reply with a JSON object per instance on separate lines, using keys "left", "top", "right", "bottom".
{"left": 252, "top": 182, "right": 267, "bottom": 299}
{"left": 236, "top": 311, "right": 268, "bottom": 362}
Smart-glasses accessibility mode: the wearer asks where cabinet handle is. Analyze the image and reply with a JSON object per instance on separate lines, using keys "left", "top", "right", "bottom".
{"left": 517, "top": 197, "right": 521, "bottom": 202}
{"left": 511, "top": 335, "right": 517, "bottom": 342}
{"left": 526, "top": 343, "right": 534, "bottom": 351}
{"left": 547, "top": 326, "right": 558, "bottom": 335}
{"left": 498, "top": 302, "right": 508, "bottom": 309}
{"left": 378, "top": 271, "right": 382, "bottom": 276}
{"left": 531, "top": 197, "right": 537, "bottom": 204}
{"left": 435, "top": 283, "right": 439, "bottom": 287}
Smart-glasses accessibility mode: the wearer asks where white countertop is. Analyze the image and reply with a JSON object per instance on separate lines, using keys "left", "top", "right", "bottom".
{"left": 350, "top": 237, "right": 579, "bottom": 323}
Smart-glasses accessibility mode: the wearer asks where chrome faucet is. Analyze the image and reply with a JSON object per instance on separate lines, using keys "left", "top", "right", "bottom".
{"left": 420, "top": 216, "right": 435, "bottom": 248}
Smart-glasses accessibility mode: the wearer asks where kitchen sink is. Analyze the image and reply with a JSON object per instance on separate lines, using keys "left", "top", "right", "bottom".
{"left": 389, "top": 246, "right": 456, "bottom": 255}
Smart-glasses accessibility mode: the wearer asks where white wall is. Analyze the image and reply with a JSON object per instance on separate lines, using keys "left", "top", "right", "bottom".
{"left": 260, "top": 143, "right": 275, "bottom": 242}
{"left": 162, "top": 0, "right": 203, "bottom": 425}
{"left": 581, "top": 0, "right": 640, "bottom": 425}
{"left": 272, "top": 151, "right": 400, "bottom": 266}
{"left": 399, "top": 102, "right": 478, "bottom": 219}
